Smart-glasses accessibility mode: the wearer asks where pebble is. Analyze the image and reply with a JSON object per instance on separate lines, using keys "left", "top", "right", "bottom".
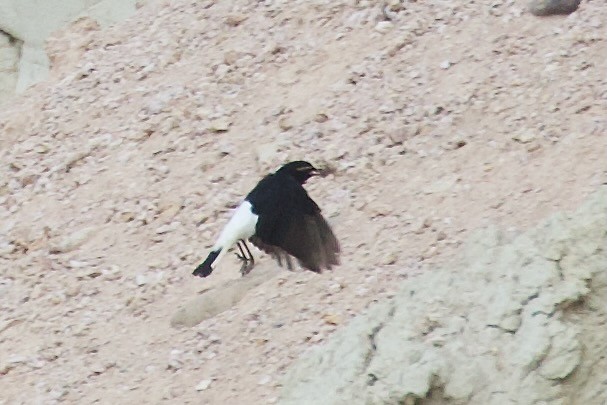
{"left": 135, "top": 274, "right": 147, "bottom": 286}
{"left": 528, "top": 0, "right": 581, "bottom": 15}
{"left": 258, "top": 375, "right": 272, "bottom": 385}
{"left": 327, "top": 283, "right": 343, "bottom": 294}
{"left": 8, "top": 354, "right": 28, "bottom": 364}
{"left": 208, "top": 118, "right": 231, "bottom": 132}
{"left": 195, "top": 379, "right": 212, "bottom": 391}
{"left": 49, "top": 227, "right": 96, "bottom": 253}
{"left": 90, "top": 363, "right": 106, "bottom": 374}
{"left": 512, "top": 132, "right": 536, "bottom": 144}
{"left": 375, "top": 21, "right": 394, "bottom": 34}
{"left": 155, "top": 223, "right": 176, "bottom": 234}
{"left": 65, "top": 283, "right": 81, "bottom": 297}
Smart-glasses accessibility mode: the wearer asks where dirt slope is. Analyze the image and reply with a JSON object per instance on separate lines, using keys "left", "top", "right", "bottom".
{"left": 0, "top": 0, "right": 604, "bottom": 403}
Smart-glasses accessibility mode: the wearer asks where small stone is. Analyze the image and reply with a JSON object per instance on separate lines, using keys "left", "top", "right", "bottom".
{"left": 157, "top": 204, "right": 181, "bottom": 223}
{"left": 327, "top": 283, "right": 343, "bottom": 294}
{"left": 168, "top": 357, "right": 183, "bottom": 370}
{"left": 375, "top": 21, "right": 394, "bottom": 34}
{"left": 76, "top": 268, "right": 103, "bottom": 280}
{"left": 512, "top": 132, "right": 536, "bottom": 144}
{"left": 214, "top": 64, "right": 230, "bottom": 77}
{"left": 528, "top": 0, "right": 581, "bottom": 16}
{"left": 49, "top": 389, "right": 67, "bottom": 400}
{"left": 223, "top": 50, "right": 241, "bottom": 65}
{"left": 119, "top": 212, "right": 136, "bottom": 222}
{"left": 68, "top": 260, "right": 88, "bottom": 268}
{"left": 314, "top": 113, "right": 329, "bottom": 123}
{"left": 135, "top": 274, "right": 147, "bottom": 286}
{"left": 50, "top": 227, "right": 96, "bottom": 253}
{"left": 423, "top": 176, "right": 458, "bottom": 194}
{"left": 155, "top": 223, "right": 176, "bottom": 234}
{"left": 421, "top": 245, "right": 438, "bottom": 260}
{"left": 439, "top": 60, "right": 451, "bottom": 69}
{"left": 444, "top": 137, "right": 467, "bottom": 150}
{"left": 381, "top": 251, "right": 397, "bottom": 265}
{"left": 170, "top": 386, "right": 186, "bottom": 398}
{"left": 208, "top": 118, "right": 231, "bottom": 132}
{"left": 0, "top": 362, "right": 14, "bottom": 374}
{"left": 322, "top": 313, "right": 342, "bottom": 325}
{"left": 65, "top": 283, "right": 81, "bottom": 297}
{"left": 195, "top": 379, "right": 212, "bottom": 391}
{"left": 49, "top": 294, "right": 64, "bottom": 305}
{"left": 29, "top": 359, "right": 46, "bottom": 369}
{"left": 90, "top": 363, "right": 106, "bottom": 374}
{"left": 258, "top": 375, "right": 272, "bottom": 385}
{"left": 8, "top": 354, "right": 27, "bottom": 364}
{"left": 278, "top": 116, "right": 294, "bottom": 131}
{"left": 225, "top": 14, "right": 247, "bottom": 27}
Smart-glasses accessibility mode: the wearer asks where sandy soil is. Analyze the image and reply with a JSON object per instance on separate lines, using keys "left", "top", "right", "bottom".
{"left": 0, "top": 0, "right": 604, "bottom": 403}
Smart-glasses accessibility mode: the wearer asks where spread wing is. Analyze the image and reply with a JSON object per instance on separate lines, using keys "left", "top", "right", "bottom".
{"left": 247, "top": 175, "right": 340, "bottom": 272}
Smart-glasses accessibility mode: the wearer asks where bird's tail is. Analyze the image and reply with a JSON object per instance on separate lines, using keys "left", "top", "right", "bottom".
{"left": 192, "top": 250, "right": 220, "bottom": 277}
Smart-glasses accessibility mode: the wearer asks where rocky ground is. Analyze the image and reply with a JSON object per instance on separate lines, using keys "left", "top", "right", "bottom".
{"left": 0, "top": 0, "right": 604, "bottom": 404}
{"left": 281, "top": 188, "right": 607, "bottom": 404}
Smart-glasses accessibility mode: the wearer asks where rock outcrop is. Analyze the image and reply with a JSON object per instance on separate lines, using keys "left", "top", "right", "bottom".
{"left": 0, "top": 0, "right": 150, "bottom": 101}
{"left": 280, "top": 188, "right": 607, "bottom": 404}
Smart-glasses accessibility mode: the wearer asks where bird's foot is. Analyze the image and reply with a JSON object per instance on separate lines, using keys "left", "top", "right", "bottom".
{"left": 239, "top": 260, "right": 255, "bottom": 277}
{"left": 235, "top": 252, "right": 255, "bottom": 276}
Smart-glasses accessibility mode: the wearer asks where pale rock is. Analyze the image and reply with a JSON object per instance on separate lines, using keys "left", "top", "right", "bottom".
{"left": 539, "top": 327, "right": 581, "bottom": 379}
{"left": 208, "top": 118, "right": 231, "bottom": 132}
{"left": 374, "top": 21, "right": 394, "bottom": 34}
{"left": 279, "top": 189, "right": 606, "bottom": 404}
{"left": 512, "top": 132, "right": 536, "bottom": 144}
{"left": 195, "top": 379, "right": 212, "bottom": 391}
{"left": 135, "top": 274, "right": 147, "bottom": 286}
{"left": 258, "top": 375, "right": 272, "bottom": 385}
{"left": 50, "top": 227, "right": 96, "bottom": 253}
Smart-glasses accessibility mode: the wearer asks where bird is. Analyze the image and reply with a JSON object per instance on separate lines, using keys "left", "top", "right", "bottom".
{"left": 192, "top": 160, "right": 339, "bottom": 278}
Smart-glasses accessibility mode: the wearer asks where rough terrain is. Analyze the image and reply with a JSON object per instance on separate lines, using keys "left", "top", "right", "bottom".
{"left": 281, "top": 188, "right": 607, "bottom": 404}
{"left": 0, "top": 0, "right": 605, "bottom": 404}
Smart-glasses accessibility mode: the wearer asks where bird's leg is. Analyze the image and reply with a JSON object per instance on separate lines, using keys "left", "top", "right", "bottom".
{"left": 235, "top": 242, "right": 248, "bottom": 262}
{"left": 236, "top": 240, "right": 255, "bottom": 276}
{"left": 285, "top": 255, "right": 294, "bottom": 271}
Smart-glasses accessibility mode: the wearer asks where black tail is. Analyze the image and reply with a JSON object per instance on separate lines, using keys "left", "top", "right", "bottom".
{"left": 193, "top": 250, "right": 220, "bottom": 277}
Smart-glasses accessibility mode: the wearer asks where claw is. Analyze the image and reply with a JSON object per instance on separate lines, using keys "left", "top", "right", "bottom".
{"left": 240, "top": 261, "right": 255, "bottom": 276}
{"left": 236, "top": 240, "right": 255, "bottom": 276}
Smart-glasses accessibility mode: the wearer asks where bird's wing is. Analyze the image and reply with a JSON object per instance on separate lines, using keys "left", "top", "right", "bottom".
{"left": 249, "top": 178, "right": 340, "bottom": 272}
{"left": 251, "top": 212, "right": 340, "bottom": 272}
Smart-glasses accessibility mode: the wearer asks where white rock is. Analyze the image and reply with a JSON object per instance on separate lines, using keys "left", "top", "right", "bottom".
{"left": 50, "top": 227, "right": 96, "bottom": 253}
{"left": 135, "top": 274, "right": 147, "bottom": 286}
{"left": 258, "top": 375, "right": 272, "bottom": 385}
{"left": 195, "top": 379, "right": 212, "bottom": 391}
{"left": 374, "top": 21, "right": 393, "bottom": 34}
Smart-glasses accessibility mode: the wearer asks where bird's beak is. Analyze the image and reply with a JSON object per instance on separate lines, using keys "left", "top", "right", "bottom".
{"left": 312, "top": 165, "right": 335, "bottom": 177}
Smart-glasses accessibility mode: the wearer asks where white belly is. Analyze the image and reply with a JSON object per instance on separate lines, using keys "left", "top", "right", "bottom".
{"left": 213, "top": 201, "right": 258, "bottom": 250}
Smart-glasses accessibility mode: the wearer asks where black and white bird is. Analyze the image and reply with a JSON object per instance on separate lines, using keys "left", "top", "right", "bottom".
{"left": 193, "top": 161, "right": 339, "bottom": 278}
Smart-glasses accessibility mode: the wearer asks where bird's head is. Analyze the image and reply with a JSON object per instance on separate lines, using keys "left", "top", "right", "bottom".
{"left": 278, "top": 160, "right": 321, "bottom": 184}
